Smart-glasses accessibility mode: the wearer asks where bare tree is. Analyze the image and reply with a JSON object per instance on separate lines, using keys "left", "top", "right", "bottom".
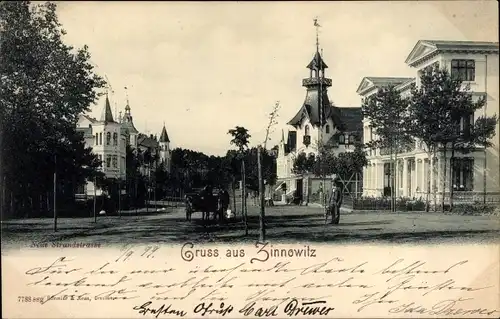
{"left": 258, "top": 101, "right": 280, "bottom": 241}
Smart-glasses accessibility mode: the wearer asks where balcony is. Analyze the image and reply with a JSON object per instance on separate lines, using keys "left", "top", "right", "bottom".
{"left": 303, "top": 135, "right": 311, "bottom": 147}
{"left": 302, "top": 77, "right": 332, "bottom": 87}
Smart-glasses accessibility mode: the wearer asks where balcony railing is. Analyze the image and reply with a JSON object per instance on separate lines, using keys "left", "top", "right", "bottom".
{"left": 302, "top": 77, "right": 332, "bottom": 87}
{"left": 379, "top": 140, "right": 416, "bottom": 155}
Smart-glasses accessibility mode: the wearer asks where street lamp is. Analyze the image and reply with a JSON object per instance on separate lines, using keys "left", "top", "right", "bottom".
{"left": 53, "top": 136, "right": 68, "bottom": 232}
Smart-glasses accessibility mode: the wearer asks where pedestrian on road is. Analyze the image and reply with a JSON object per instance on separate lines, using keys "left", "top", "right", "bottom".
{"left": 327, "top": 177, "right": 343, "bottom": 224}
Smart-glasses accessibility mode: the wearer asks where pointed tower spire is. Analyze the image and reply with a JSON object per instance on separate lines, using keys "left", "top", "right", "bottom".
{"left": 100, "top": 93, "right": 115, "bottom": 123}
{"left": 159, "top": 122, "right": 170, "bottom": 143}
{"left": 281, "top": 129, "right": 285, "bottom": 142}
{"left": 124, "top": 86, "right": 131, "bottom": 115}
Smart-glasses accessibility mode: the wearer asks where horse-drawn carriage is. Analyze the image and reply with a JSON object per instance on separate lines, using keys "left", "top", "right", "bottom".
{"left": 185, "top": 187, "right": 230, "bottom": 223}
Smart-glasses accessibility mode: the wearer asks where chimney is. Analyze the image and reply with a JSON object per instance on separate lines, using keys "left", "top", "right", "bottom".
{"left": 150, "top": 134, "right": 153, "bottom": 139}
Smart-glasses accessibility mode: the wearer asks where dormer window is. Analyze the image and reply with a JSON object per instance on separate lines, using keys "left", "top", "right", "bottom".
{"left": 305, "top": 125, "right": 310, "bottom": 136}
{"left": 325, "top": 125, "right": 330, "bottom": 134}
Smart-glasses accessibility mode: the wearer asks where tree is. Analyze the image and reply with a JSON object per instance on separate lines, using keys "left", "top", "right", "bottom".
{"left": 409, "top": 65, "right": 460, "bottom": 212}
{"left": 292, "top": 152, "right": 316, "bottom": 175}
{"left": 0, "top": 2, "right": 106, "bottom": 218}
{"left": 228, "top": 126, "right": 251, "bottom": 236}
{"left": 362, "top": 85, "right": 412, "bottom": 211}
{"left": 256, "top": 101, "right": 280, "bottom": 241}
{"left": 411, "top": 66, "right": 495, "bottom": 211}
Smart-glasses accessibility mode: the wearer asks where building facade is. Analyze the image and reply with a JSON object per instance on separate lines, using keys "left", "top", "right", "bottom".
{"left": 276, "top": 49, "right": 363, "bottom": 202}
{"left": 76, "top": 95, "right": 172, "bottom": 196}
{"left": 359, "top": 40, "right": 499, "bottom": 203}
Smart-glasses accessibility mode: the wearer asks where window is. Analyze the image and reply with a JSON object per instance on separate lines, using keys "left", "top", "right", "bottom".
{"left": 106, "top": 155, "right": 111, "bottom": 168}
{"left": 325, "top": 125, "right": 330, "bottom": 134}
{"left": 460, "top": 112, "right": 474, "bottom": 137}
{"left": 112, "top": 155, "right": 117, "bottom": 168}
{"left": 98, "top": 154, "right": 103, "bottom": 167}
{"left": 339, "top": 135, "right": 345, "bottom": 144}
{"left": 106, "top": 132, "right": 111, "bottom": 145}
{"left": 452, "top": 158, "right": 474, "bottom": 191}
{"left": 99, "top": 133, "right": 102, "bottom": 145}
{"left": 304, "top": 125, "right": 310, "bottom": 135}
{"left": 349, "top": 135, "right": 355, "bottom": 144}
{"left": 113, "top": 132, "right": 118, "bottom": 146}
{"left": 451, "top": 59, "right": 475, "bottom": 81}
{"left": 95, "top": 134, "right": 98, "bottom": 145}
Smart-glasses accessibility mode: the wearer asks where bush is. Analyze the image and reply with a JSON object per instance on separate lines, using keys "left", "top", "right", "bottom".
{"left": 451, "top": 203, "right": 497, "bottom": 215}
{"left": 352, "top": 196, "right": 426, "bottom": 211}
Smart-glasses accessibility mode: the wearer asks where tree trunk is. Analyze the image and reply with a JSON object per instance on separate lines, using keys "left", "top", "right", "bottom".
{"left": 232, "top": 176, "right": 237, "bottom": 214}
{"left": 449, "top": 147, "right": 455, "bottom": 211}
{"left": 242, "top": 161, "right": 248, "bottom": 236}
{"left": 433, "top": 150, "right": 437, "bottom": 212}
{"left": 257, "top": 146, "right": 265, "bottom": 241}
{"left": 389, "top": 146, "right": 394, "bottom": 212}
{"left": 393, "top": 150, "right": 398, "bottom": 212}
{"left": 425, "top": 152, "right": 431, "bottom": 212}
{"left": 441, "top": 146, "right": 447, "bottom": 213}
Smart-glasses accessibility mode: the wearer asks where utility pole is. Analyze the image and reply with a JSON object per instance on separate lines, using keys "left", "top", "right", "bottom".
{"left": 53, "top": 153, "right": 57, "bottom": 232}
{"left": 93, "top": 176, "right": 97, "bottom": 223}
{"left": 118, "top": 178, "right": 121, "bottom": 218}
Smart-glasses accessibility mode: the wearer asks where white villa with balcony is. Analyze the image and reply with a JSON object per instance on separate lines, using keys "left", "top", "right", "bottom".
{"left": 358, "top": 40, "right": 499, "bottom": 203}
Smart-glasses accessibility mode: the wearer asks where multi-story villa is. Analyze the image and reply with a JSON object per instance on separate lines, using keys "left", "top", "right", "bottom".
{"left": 276, "top": 46, "right": 363, "bottom": 203}
{"left": 358, "top": 40, "right": 499, "bottom": 203}
{"left": 75, "top": 94, "right": 172, "bottom": 196}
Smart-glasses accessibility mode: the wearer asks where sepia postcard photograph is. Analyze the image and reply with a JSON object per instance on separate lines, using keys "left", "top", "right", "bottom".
{"left": 1, "top": 1, "right": 499, "bottom": 318}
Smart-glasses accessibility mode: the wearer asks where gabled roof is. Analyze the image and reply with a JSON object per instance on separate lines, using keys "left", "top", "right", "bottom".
{"left": 337, "top": 107, "right": 362, "bottom": 133}
{"left": 121, "top": 121, "right": 139, "bottom": 134}
{"left": 100, "top": 94, "right": 115, "bottom": 123}
{"left": 159, "top": 125, "right": 170, "bottom": 143}
{"left": 81, "top": 114, "right": 97, "bottom": 123}
{"left": 356, "top": 77, "right": 414, "bottom": 95}
{"left": 405, "top": 40, "right": 499, "bottom": 67}
{"left": 287, "top": 90, "right": 342, "bottom": 128}
{"left": 137, "top": 134, "right": 159, "bottom": 149}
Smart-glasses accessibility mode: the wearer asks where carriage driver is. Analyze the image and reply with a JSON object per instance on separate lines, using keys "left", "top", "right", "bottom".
{"left": 327, "top": 175, "right": 343, "bottom": 224}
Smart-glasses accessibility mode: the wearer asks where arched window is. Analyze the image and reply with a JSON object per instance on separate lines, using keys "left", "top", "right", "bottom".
{"left": 349, "top": 135, "right": 355, "bottom": 144}
{"left": 113, "top": 132, "right": 118, "bottom": 146}
{"left": 325, "top": 125, "right": 330, "bottom": 134}
{"left": 106, "top": 132, "right": 111, "bottom": 145}
{"left": 99, "top": 133, "right": 102, "bottom": 145}
{"left": 95, "top": 133, "right": 98, "bottom": 145}
{"left": 305, "top": 125, "right": 310, "bottom": 135}
{"left": 339, "top": 135, "right": 345, "bottom": 144}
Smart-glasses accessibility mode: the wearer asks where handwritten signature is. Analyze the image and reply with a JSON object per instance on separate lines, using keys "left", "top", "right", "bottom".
{"left": 13, "top": 246, "right": 497, "bottom": 318}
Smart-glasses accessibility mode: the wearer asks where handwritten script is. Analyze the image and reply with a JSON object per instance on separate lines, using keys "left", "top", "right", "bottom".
{"left": 4, "top": 243, "right": 499, "bottom": 318}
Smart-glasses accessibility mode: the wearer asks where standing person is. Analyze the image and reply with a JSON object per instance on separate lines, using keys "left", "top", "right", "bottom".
{"left": 328, "top": 177, "right": 343, "bottom": 224}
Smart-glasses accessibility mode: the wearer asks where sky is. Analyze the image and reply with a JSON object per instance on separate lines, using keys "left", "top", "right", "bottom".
{"left": 55, "top": 1, "right": 498, "bottom": 156}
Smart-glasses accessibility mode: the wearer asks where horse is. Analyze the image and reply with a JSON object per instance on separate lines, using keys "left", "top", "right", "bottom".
{"left": 185, "top": 192, "right": 224, "bottom": 224}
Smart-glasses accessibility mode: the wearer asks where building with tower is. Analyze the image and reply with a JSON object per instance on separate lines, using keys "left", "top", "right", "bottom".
{"left": 159, "top": 124, "right": 172, "bottom": 172}
{"left": 76, "top": 92, "right": 172, "bottom": 197}
{"left": 76, "top": 94, "right": 127, "bottom": 196}
{"left": 275, "top": 22, "right": 363, "bottom": 204}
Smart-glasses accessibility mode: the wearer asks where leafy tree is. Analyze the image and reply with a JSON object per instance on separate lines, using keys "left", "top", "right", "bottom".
{"left": 292, "top": 152, "right": 316, "bottom": 175}
{"left": 362, "top": 85, "right": 412, "bottom": 211}
{"left": 409, "top": 65, "right": 460, "bottom": 212}
{"left": 0, "top": 1, "right": 106, "bottom": 218}
{"left": 410, "top": 66, "right": 495, "bottom": 211}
